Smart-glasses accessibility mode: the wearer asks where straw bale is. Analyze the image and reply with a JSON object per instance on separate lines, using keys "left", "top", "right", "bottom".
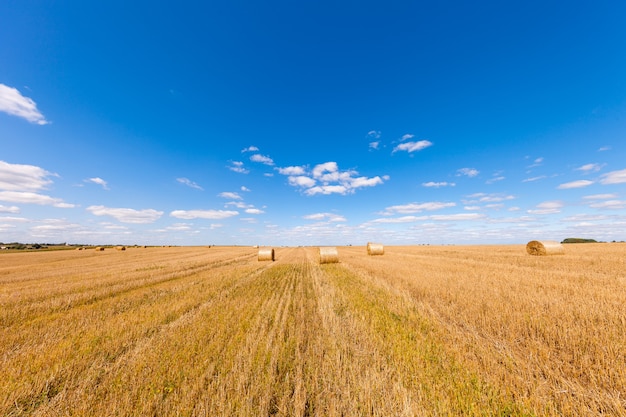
{"left": 116, "top": 246, "right": 126, "bottom": 251}
{"left": 95, "top": 247, "right": 104, "bottom": 251}
{"left": 367, "top": 242, "right": 384, "bottom": 256}
{"left": 258, "top": 247, "right": 275, "bottom": 261}
{"left": 526, "top": 240, "right": 565, "bottom": 256}
{"left": 319, "top": 247, "right": 339, "bottom": 264}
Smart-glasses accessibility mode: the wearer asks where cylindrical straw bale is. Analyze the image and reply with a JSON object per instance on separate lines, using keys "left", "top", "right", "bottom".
{"left": 116, "top": 246, "right": 126, "bottom": 251}
{"left": 367, "top": 242, "right": 384, "bottom": 256}
{"left": 258, "top": 247, "right": 275, "bottom": 261}
{"left": 95, "top": 247, "right": 104, "bottom": 251}
{"left": 526, "top": 240, "right": 565, "bottom": 256}
{"left": 319, "top": 247, "right": 339, "bottom": 264}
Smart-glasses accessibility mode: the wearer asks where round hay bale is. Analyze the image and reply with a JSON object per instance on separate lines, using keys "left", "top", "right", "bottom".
{"left": 258, "top": 247, "right": 275, "bottom": 261}
{"left": 526, "top": 240, "right": 565, "bottom": 256}
{"left": 319, "top": 247, "right": 339, "bottom": 264}
{"left": 95, "top": 247, "right": 104, "bottom": 251}
{"left": 367, "top": 242, "right": 384, "bottom": 256}
{"left": 116, "top": 246, "right": 126, "bottom": 251}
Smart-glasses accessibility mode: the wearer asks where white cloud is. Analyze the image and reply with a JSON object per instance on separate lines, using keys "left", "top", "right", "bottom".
{"left": 465, "top": 193, "right": 515, "bottom": 203}
{"left": 0, "top": 205, "right": 20, "bottom": 213}
{"left": 250, "top": 154, "right": 274, "bottom": 166}
{"left": 381, "top": 201, "right": 456, "bottom": 215}
{"left": 583, "top": 193, "right": 618, "bottom": 200}
{"left": 430, "top": 213, "right": 486, "bottom": 221}
{"left": 244, "top": 208, "right": 264, "bottom": 214}
{"left": 303, "top": 212, "right": 347, "bottom": 222}
{"left": 576, "top": 163, "right": 604, "bottom": 173}
{"left": 166, "top": 223, "right": 193, "bottom": 231}
{"left": 401, "top": 134, "right": 414, "bottom": 141}
{"left": 349, "top": 176, "right": 384, "bottom": 188}
{"left": 228, "top": 161, "right": 249, "bottom": 174}
{"left": 422, "top": 181, "right": 455, "bottom": 188}
{"left": 312, "top": 162, "right": 339, "bottom": 178}
{"left": 367, "top": 130, "right": 381, "bottom": 139}
{"left": 278, "top": 166, "right": 307, "bottom": 176}
{"left": 393, "top": 140, "right": 433, "bottom": 153}
{"left": 527, "top": 201, "right": 563, "bottom": 215}
{"left": 486, "top": 176, "right": 505, "bottom": 184}
{"left": 0, "top": 191, "right": 74, "bottom": 208}
{"left": 588, "top": 200, "right": 626, "bottom": 210}
{"left": 87, "top": 205, "right": 163, "bottom": 223}
{"left": 557, "top": 180, "right": 594, "bottom": 189}
{"left": 369, "top": 141, "right": 380, "bottom": 150}
{"left": 598, "top": 146, "right": 611, "bottom": 151}
{"left": 288, "top": 176, "right": 316, "bottom": 188}
{"left": 241, "top": 186, "right": 251, "bottom": 192}
{"left": 177, "top": 177, "right": 203, "bottom": 190}
{"left": 304, "top": 185, "right": 348, "bottom": 196}
{"left": 241, "top": 146, "right": 259, "bottom": 152}
{"left": 522, "top": 175, "right": 546, "bottom": 182}
{"left": 0, "top": 160, "right": 55, "bottom": 191}
{"left": 600, "top": 169, "right": 626, "bottom": 185}
{"left": 219, "top": 192, "right": 242, "bottom": 200}
{"left": 279, "top": 161, "right": 387, "bottom": 196}
{"left": 86, "top": 177, "right": 110, "bottom": 190}
{"left": 527, "top": 157, "right": 544, "bottom": 168}
{"left": 169, "top": 209, "right": 238, "bottom": 220}
{"left": 0, "top": 84, "right": 49, "bottom": 125}
{"left": 457, "top": 168, "right": 479, "bottom": 178}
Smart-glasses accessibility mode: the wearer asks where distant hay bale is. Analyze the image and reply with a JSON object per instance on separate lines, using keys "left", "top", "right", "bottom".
{"left": 319, "top": 247, "right": 339, "bottom": 264}
{"left": 76, "top": 247, "right": 83, "bottom": 251}
{"left": 258, "top": 247, "right": 275, "bottom": 261}
{"left": 367, "top": 242, "right": 384, "bottom": 256}
{"left": 526, "top": 240, "right": 565, "bottom": 256}
{"left": 95, "top": 247, "right": 104, "bottom": 251}
{"left": 116, "top": 246, "right": 126, "bottom": 251}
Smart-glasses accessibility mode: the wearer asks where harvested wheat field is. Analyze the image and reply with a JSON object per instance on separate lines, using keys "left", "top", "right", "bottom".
{"left": 1, "top": 244, "right": 625, "bottom": 416}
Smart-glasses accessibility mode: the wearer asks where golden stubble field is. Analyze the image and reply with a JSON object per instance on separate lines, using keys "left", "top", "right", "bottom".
{"left": 1, "top": 244, "right": 625, "bottom": 416}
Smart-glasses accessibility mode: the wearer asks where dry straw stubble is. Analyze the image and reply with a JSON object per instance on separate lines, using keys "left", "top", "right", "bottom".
{"left": 526, "top": 240, "right": 565, "bottom": 256}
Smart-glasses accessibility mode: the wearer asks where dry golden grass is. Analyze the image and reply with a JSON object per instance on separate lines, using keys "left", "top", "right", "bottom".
{"left": 1, "top": 244, "right": 624, "bottom": 416}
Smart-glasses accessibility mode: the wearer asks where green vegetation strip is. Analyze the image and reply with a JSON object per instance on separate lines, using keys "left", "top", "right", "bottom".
{"left": 322, "top": 264, "right": 536, "bottom": 416}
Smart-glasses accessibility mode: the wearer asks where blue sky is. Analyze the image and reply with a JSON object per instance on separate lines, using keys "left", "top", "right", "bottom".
{"left": 1, "top": 1, "right": 625, "bottom": 246}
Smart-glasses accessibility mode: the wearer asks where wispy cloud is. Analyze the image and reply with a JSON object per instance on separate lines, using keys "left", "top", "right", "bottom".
{"left": 228, "top": 161, "right": 249, "bottom": 174}
{"left": 241, "top": 146, "right": 259, "bottom": 152}
{"left": 576, "top": 163, "right": 604, "bottom": 173}
{"left": 400, "top": 134, "right": 414, "bottom": 141}
{"left": 598, "top": 146, "right": 611, "bottom": 152}
{"left": 177, "top": 177, "right": 203, "bottom": 190}
{"left": 170, "top": 209, "right": 238, "bottom": 220}
{"left": 422, "top": 181, "right": 455, "bottom": 188}
{"left": 527, "top": 201, "right": 563, "bottom": 215}
{"left": 278, "top": 161, "right": 388, "bottom": 196}
{"left": 86, "top": 177, "right": 110, "bottom": 190}
{"left": 457, "top": 168, "right": 479, "bottom": 178}
{"left": 0, "top": 205, "right": 20, "bottom": 213}
{"left": 583, "top": 193, "right": 618, "bottom": 200}
{"left": 557, "top": 180, "right": 594, "bottom": 189}
{"left": 522, "top": 175, "right": 546, "bottom": 182}
{"left": 303, "top": 212, "right": 347, "bottom": 222}
{"left": 380, "top": 201, "right": 456, "bottom": 215}
{"left": 219, "top": 192, "right": 242, "bottom": 200}
{"left": 87, "top": 205, "right": 163, "bottom": 223}
{"left": 0, "top": 191, "right": 74, "bottom": 208}
{"left": 369, "top": 141, "right": 380, "bottom": 150}
{"left": 0, "top": 160, "right": 55, "bottom": 191}
{"left": 588, "top": 200, "right": 626, "bottom": 210}
{"left": 464, "top": 193, "right": 515, "bottom": 203}
{"left": 600, "top": 169, "right": 626, "bottom": 184}
{"left": 367, "top": 130, "right": 381, "bottom": 139}
{"left": 244, "top": 208, "right": 264, "bottom": 214}
{"left": 371, "top": 212, "right": 485, "bottom": 223}
{"left": 393, "top": 140, "right": 433, "bottom": 154}
{"left": 526, "top": 157, "right": 544, "bottom": 168}
{"left": 241, "top": 186, "right": 251, "bottom": 192}
{"left": 0, "top": 84, "right": 49, "bottom": 125}
{"left": 250, "top": 154, "right": 274, "bottom": 166}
